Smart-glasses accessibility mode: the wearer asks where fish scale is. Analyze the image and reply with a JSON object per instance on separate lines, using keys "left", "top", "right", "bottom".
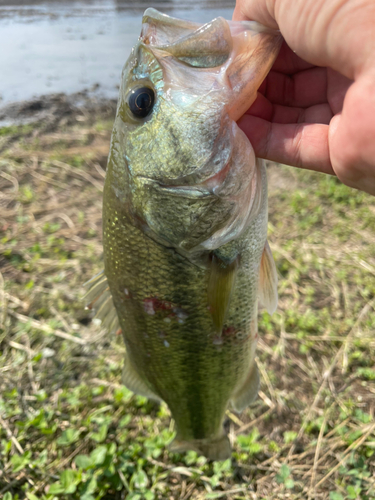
{"left": 88, "top": 8, "right": 282, "bottom": 460}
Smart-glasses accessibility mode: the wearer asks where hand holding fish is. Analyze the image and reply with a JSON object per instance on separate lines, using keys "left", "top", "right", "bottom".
{"left": 234, "top": 0, "right": 375, "bottom": 195}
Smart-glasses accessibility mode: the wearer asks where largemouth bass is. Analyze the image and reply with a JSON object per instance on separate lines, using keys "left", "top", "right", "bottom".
{"left": 86, "top": 9, "right": 282, "bottom": 460}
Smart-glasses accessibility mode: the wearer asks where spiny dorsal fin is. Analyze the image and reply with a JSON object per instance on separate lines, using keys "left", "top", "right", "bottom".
{"left": 258, "top": 241, "right": 278, "bottom": 315}
{"left": 83, "top": 270, "right": 120, "bottom": 335}
{"left": 208, "top": 253, "right": 239, "bottom": 334}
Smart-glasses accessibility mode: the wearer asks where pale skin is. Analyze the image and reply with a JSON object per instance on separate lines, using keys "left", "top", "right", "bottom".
{"left": 233, "top": 0, "right": 375, "bottom": 195}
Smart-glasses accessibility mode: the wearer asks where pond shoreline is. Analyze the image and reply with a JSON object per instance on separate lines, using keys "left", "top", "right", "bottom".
{"left": 0, "top": 90, "right": 118, "bottom": 129}
{"left": 0, "top": 1, "right": 234, "bottom": 105}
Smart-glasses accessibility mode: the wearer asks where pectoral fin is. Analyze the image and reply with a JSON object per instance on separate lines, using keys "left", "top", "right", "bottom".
{"left": 231, "top": 361, "right": 260, "bottom": 413}
{"left": 258, "top": 241, "right": 278, "bottom": 315}
{"left": 208, "top": 253, "right": 239, "bottom": 334}
{"left": 122, "top": 353, "right": 161, "bottom": 402}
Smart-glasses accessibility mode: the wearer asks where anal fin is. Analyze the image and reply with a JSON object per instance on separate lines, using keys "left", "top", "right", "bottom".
{"left": 122, "top": 353, "right": 161, "bottom": 402}
{"left": 230, "top": 361, "right": 260, "bottom": 413}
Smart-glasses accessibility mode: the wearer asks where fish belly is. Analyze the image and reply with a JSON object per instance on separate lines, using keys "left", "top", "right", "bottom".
{"left": 103, "top": 201, "right": 260, "bottom": 453}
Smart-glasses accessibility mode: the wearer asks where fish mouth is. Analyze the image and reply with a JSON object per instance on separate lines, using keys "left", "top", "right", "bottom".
{"left": 135, "top": 176, "right": 213, "bottom": 198}
{"left": 155, "top": 184, "right": 212, "bottom": 198}
{"left": 134, "top": 155, "right": 232, "bottom": 199}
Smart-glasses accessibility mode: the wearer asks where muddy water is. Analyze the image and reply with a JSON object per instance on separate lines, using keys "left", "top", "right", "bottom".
{"left": 0, "top": 0, "right": 235, "bottom": 104}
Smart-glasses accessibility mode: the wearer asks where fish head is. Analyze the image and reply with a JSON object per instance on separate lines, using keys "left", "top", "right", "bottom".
{"left": 105, "top": 9, "right": 282, "bottom": 255}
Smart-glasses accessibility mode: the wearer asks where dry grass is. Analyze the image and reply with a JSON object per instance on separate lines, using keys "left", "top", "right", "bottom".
{"left": 0, "top": 110, "right": 374, "bottom": 500}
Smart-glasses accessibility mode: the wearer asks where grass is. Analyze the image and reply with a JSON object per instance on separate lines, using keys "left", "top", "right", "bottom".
{"left": 0, "top": 115, "right": 374, "bottom": 500}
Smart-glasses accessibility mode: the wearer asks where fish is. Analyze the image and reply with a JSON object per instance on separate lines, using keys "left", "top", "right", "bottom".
{"left": 85, "top": 8, "right": 282, "bottom": 460}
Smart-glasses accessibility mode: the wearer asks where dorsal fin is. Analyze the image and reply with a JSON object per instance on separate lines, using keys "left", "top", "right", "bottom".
{"left": 83, "top": 270, "right": 120, "bottom": 335}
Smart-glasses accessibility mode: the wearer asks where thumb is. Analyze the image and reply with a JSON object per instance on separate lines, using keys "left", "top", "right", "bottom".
{"left": 328, "top": 75, "right": 375, "bottom": 194}
{"left": 232, "top": 0, "right": 279, "bottom": 29}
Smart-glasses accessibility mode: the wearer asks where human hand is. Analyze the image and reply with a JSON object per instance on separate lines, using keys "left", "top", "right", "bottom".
{"left": 233, "top": 0, "right": 375, "bottom": 195}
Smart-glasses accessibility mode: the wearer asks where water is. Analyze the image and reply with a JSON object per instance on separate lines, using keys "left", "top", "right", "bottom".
{"left": 0, "top": 0, "right": 235, "bottom": 104}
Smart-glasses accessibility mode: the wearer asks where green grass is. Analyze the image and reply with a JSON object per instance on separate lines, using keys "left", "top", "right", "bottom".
{"left": 0, "top": 117, "right": 374, "bottom": 500}
{"left": 0, "top": 124, "right": 35, "bottom": 137}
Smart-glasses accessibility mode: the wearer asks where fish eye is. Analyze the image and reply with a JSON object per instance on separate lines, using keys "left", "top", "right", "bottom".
{"left": 128, "top": 87, "right": 155, "bottom": 118}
